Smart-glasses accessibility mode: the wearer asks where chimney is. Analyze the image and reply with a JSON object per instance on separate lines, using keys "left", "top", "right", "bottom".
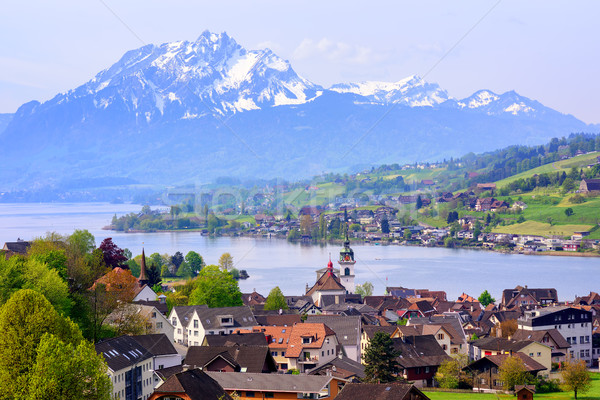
{"left": 182, "top": 364, "right": 191, "bottom": 372}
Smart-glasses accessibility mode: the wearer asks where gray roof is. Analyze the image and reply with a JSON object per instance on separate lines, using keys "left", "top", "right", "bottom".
{"left": 95, "top": 335, "right": 153, "bottom": 372}
{"left": 408, "top": 315, "right": 467, "bottom": 344}
{"left": 306, "top": 315, "right": 361, "bottom": 347}
{"left": 308, "top": 355, "right": 366, "bottom": 379}
{"left": 203, "top": 332, "right": 267, "bottom": 347}
{"left": 131, "top": 334, "right": 178, "bottom": 356}
{"left": 172, "top": 305, "right": 256, "bottom": 330}
{"left": 205, "top": 371, "right": 333, "bottom": 393}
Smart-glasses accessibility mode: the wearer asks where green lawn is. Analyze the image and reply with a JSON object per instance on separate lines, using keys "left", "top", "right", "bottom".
{"left": 492, "top": 221, "right": 592, "bottom": 237}
{"left": 496, "top": 153, "right": 600, "bottom": 188}
{"left": 424, "top": 372, "right": 600, "bottom": 400}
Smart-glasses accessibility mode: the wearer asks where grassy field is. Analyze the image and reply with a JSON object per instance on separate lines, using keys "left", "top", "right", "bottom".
{"left": 496, "top": 152, "right": 600, "bottom": 188}
{"left": 492, "top": 221, "right": 593, "bottom": 237}
{"left": 424, "top": 372, "right": 600, "bottom": 400}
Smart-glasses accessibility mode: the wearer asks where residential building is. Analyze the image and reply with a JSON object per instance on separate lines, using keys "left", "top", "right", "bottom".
{"left": 464, "top": 353, "right": 546, "bottom": 390}
{"left": 248, "top": 323, "right": 339, "bottom": 373}
{"left": 185, "top": 345, "right": 277, "bottom": 373}
{"left": 469, "top": 337, "right": 552, "bottom": 376}
{"left": 392, "top": 335, "right": 450, "bottom": 387}
{"left": 168, "top": 305, "right": 257, "bottom": 346}
{"left": 518, "top": 306, "right": 593, "bottom": 366}
{"left": 148, "top": 368, "right": 232, "bottom": 400}
{"left": 205, "top": 371, "right": 346, "bottom": 400}
{"left": 334, "top": 382, "right": 431, "bottom": 400}
{"left": 96, "top": 335, "right": 160, "bottom": 400}
{"left": 308, "top": 355, "right": 366, "bottom": 382}
{"left": 501, "top": 285, "right": 558, "bottom": 309}
{"left": 511, "top": 329, "right": 571, "bottom": 365}
{"left": 307, "top": 314, "right": 362, "bottom": 362}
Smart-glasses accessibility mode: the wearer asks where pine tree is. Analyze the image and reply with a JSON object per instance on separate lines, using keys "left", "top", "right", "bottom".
{"left": 362, "top": 331, "right": 400, "bottom": 383}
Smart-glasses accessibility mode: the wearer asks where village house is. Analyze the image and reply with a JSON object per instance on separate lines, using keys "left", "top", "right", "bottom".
{"left": 579, "top": 178, "right": 600, "bottom": 193}
{"left": 464, "top": 353, "right": 546, "bottom": 391}
{"left": 334, "top": 382, "right": 431, "bottom": 400}
{"left": 307, "top": 314, "right": 362, "bottom": 363}
{"left": 469, "top": 337, "right": 552, "bottom": 376}
{"left": 511, "top": 329, "right": 571, "bottom": 365}
{"left": 518, "top": 306, "right": 593, "bottom": 366}
{"left": 205, "top": 371, "right": 346, "bottom": 400}
{"left": 1, "top": 239, "right": 30, "bottom": 259}
{"left": 96, "top": 334, "right": 181, "bottom": 400}
{"left": 184, "top": 344, "right": 277, "bottom": 373}
{"left": 392, "top": 335, "right": 450, "bottom": 387}
{"left": 308, "top": 354, "right": 366, "bottom": 382}
{"left": 148, "top": 368, "right": 232, "bottom": 400}
{"left": 168, "top": 305, "right": 257, "bottom": 346}
{"left": 501, "top": 286, "right": 558, "bottom": 309}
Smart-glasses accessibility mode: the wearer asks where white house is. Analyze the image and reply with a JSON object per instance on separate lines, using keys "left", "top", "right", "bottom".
{"left": 168, "top": 305, "right": 257, "bottom": 346}
{"left": 518, "top": 306, "right": 593, "bottom": 366}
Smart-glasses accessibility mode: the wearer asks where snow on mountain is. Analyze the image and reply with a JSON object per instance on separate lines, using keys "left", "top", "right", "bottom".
{"left": 457, "top": 90, "right": 543, "bottom": 117}
{"left": 54, "top": 31, "right": 323, "bottom": 117}
{"left": 329, "top": 75, "right": 449, "bottom": 106}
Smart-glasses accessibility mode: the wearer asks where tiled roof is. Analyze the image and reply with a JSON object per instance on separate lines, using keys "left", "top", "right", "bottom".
{"left": 362, "top": 325, "right": 397, "bottom": 339}
{"left": 95, "top": 335, "right": 153, "bottom": 372}
{"left": 392, "top": 335, "right": 450, "bottom": 368}
{"left": 285, "top": 323, "right": 337, "bottom": 358}
{"left": 131, "top": 333, "right": 179, "bottom": 356}
{"left": 172, "top": 305, "right": 256, "bottom": 330}
{"left": 335, "top": 382, "right": 429, "bottom": 400}
{"left": 205, "top": 371, "right": 333, "bottom": 393}
{"left": 254, "top": 314, "right": 302, "bottom": 327}
{"left": 203, "top": 332, "right": 268, "bottom": 347}
{"left": 185, "top": 345, "right": 276, "bottom": 373}
{"left": 151, "top": 368, "right": 232, "bottom": 400}
{"left": 306, "top": 270, "right": 346, "bottom": 296}
{"left": 483, "top": 352, "right": 546, "bottom": 372}
{"left": 306, "top": 315, "right": 361, "bottom": 347}
{"left": 307, "top": 355, "right": 365, "bottom": 380}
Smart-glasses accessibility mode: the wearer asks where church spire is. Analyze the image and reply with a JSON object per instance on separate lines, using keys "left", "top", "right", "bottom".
{"left": 138, "top": 247, "right": 148, "bottom": 285}
{"left": 327, "top": 254, "right": 333, "bottom": 276}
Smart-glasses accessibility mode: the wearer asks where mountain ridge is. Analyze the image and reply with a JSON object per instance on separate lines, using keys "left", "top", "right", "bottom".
{"left": 0, "top": 31, "right": 595, "bottom": 190}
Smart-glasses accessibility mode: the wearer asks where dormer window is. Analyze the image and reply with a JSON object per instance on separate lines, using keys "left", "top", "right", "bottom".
{"left": 219, "top": 315, "right": 234, "bottom": 326}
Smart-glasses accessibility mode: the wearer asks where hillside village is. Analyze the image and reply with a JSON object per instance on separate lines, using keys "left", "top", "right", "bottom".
{"left": 3, "top": 236, "right": 598, "bottom": 400}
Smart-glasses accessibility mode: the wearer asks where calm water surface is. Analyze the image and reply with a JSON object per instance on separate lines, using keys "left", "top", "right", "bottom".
{"left": 0, "top": 202, "right": 597, "bottom": 301}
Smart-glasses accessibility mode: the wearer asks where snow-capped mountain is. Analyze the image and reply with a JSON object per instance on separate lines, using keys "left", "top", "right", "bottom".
{"left": 330, "top": 75, "right": 449, "bottom": 107}
{"left": 0, "top": 31, "right": 593, "bottom": 190}
{"left": 55, "top": 31, "right": 322, "bottom": 118}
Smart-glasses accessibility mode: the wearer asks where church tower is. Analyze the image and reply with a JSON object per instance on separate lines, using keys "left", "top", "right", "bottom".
{"left": 338, "top": 229, "right": 356, "bottom": 293}
{"left": 138, "top": 247, "right": 149, "bottom": 287}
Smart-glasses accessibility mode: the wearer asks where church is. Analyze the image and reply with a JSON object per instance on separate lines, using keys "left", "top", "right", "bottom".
{"left": 306, "top": 233, "right": 356, "bottom": 307}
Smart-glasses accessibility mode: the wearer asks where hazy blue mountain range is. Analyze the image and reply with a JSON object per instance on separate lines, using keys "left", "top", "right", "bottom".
{"left": 0, "top": 31, "right": 594, "bottom": 190}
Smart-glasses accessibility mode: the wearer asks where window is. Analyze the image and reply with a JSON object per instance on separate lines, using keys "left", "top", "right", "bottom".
{"left": 529, "top": 353, "right": 534, "bottom": 357}
{"left": 193, "top": 320, "right": 199, "bottom": 328}
{"left": 265, "top": 392, "right": 274, "bottom": 398}
{"left": 322, "top": 351, "right": 324, "bottom": 356}
{"left": 177, "top": 328, "right": 181, "bottom": 334}
{"left": 246, "top": 392, "right": 255, "bottom": 398}
{"left": 437, "top": 333, "right": 444, "bottom": 340}
{"left": 172, "top": 318, "right": 177, "bottom": 326}
{"left": 156, "top": 322, "right": 162, "bottom": 329}
{"left": 152, "top": 312, "right": 156, "bottom": 318}
{"left": 271, "top": 351, "right": 278, "bottom": 356}
{"left": 425, "top": 367, "right": 430, "bottom": 373}
{"left": 281, "top": 352, "right": 285, "bottom": 357}
{"left": 585, "top": 349, "right": 590, "bottom": 357}
{"left": 580, "top": 350, "right": 585, "bottom": 358}
{"left": 585, "top": 336, "right": 590, "bottom": 343}
{"left": 537, "top": 352, "right": 541, "bottom": 357}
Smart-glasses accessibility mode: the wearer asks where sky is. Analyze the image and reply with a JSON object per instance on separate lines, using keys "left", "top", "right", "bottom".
{"left": 0, "top": 0, "right": 598, "bottom": 124}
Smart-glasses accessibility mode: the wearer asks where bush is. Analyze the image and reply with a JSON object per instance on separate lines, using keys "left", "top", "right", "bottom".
{"left": 569, "top": 194, "right": 586, "bottom": 204}
{"left": 536, "top": 377, "right": 561, "bottom": 393}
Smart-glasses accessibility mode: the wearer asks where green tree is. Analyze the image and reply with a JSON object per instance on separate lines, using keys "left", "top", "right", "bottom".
{"left": 27, "top": 334, "right": 111, "bottom": 400}
{"left": 435, "top": 355, "right": 468, "bottom": 389}
{"left": 362, "top": 331, "right": 400, "bottom": 383}
{"left": 0, "top": 289, "right": 84, "bottom": 398}
{"left": 478, "top": 290, "right": 495, "bottom": 307}
{"left": 416, "top": 195, "right": 423, "bottom": 210}
{"left": 170, "top": 251, "right": 184, "bottom": 270}
{"left": 498, "top": 356, "right": 531, "bottom": 391}
{"left": 218, "top": 252, "right": 234, "bottom": 271}
{"left": 355, "top": 282, "right": 374, "bottom": 298}
{"left": 403, "top": 228, "right": 412, "bottom": 240}
{"left": 264, "top": 287, "right": 289, "bottom": 311}
{"left": 380, "top": 217, "right": 390, "bottom": 234}
{"left": 564, "top": 207, "right": 574, "bottom": 217}
{"left": 561, "top": 359, "right": 591, "bottom": 399}
{"left": 185, "top": 251, "right": 204, "bottom": 275}
{"left": 188, "top": 265, "right": 243, "bottom": 308}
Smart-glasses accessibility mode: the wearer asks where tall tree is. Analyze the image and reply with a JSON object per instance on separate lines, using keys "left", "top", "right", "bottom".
{"left": 98, "top": 238, "right": 127, "bottom": 269}
{"left": 188, "top": 265, "right": 242, "bottom": 308}
{"left": 362, "top": 331, "right": 400, "bottom": 383}
{"left": 185, "top": 251, "right": 204, "bottom": 275}
{"left": 435, "top": 355, "right": 468, "bottom": 389}
{"left": 27, "top": 334, "right": 111, "bottom": 400}
{"left": 264, "top": 287, "right": 289, "bottom": 311}
{"left": 561, "top": 359, "right": 591, "bottom": 399}
{"left": 415, "top": 195, "right": 423, "bottom": 210}
{"left": 218, "top": 252, "right": 234, "bottom": 271}
{"left": 380, "top": 216, "right": 390, "bottom": 234}
{"left": 0, "top": 289, "right": 84, "bottom": 398}
{"left": 478, "top": 290, "right": 495, "bottom": 307}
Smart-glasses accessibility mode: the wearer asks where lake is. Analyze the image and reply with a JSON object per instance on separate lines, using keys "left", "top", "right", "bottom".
{"left": 0, "top": 202, "right": 597, "bottom": 302}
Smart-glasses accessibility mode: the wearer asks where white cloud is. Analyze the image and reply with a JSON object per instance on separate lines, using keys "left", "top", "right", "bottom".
{"left": 292, "top": 38, "right": 380, "bottom": 65}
